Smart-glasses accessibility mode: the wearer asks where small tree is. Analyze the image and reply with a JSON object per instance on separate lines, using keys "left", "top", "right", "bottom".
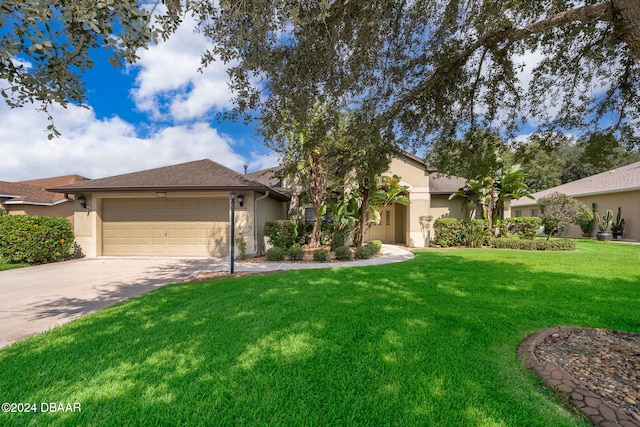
{"left": 538, "top": 193, "right": 590, "bottom": 240}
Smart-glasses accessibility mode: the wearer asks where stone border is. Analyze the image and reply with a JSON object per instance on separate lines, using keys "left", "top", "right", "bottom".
{"left": 517, "top": 326, "right": 640, "bottom": 427}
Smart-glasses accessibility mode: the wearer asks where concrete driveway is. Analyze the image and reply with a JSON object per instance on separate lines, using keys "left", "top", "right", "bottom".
{"left": 0, "top": 257, "right": 228, "bottom": 348}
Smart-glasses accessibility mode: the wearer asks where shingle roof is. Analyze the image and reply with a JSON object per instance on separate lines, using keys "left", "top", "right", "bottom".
{"left": 245, "top": 165, "right": 284, "bottom": 188}
{"left": 428, "top": 173, "right": 467, "bottom": 194}
{"left": 511, "top": 161, "right": 640, "bottom": 207}
{"left": 47, "top": 159, "right": 290, "bottom": 201}
{"left": 0, "top": 175, "right": 87, "bottom": 205}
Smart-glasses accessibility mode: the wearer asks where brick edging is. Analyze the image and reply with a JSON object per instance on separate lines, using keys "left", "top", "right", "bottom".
{"left": 517, "top": 326, "right": 640, "bottom": 427}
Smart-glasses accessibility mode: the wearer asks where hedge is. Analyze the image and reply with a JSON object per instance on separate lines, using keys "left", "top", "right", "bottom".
{"left": 313, "top": 248, "right": 330, "bottom": 262}
{"left": 0, "top": 215, "right": 74, "bottom": 264}
{"left": 264, "top": 220, "right": 298, "bottom": 249}
{"left": 287, "top": 246, "right": 305, "bottom": 261}
{"left": 499, "top": 217, "right": 540, "bottom": 240}
{"left": 491, "top": 238, "right": 576, "bottom": 251}
{"left": 433, "top": 218, "right": 491, "bottom": 247}
{"left": 266, "top": 247, "right": 286, "bottom": 261}
{"left": 334, "top": 246, "right": 352, "bottom": 260}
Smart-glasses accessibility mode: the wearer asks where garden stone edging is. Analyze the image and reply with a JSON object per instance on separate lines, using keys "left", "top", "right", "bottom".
{"left": 517, "top": 326, "right": 640, "bottom": 427}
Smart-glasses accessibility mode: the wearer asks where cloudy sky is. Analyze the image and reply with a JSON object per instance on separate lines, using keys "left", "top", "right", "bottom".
{"left": 0, "top": 14, "right": 279, "bottom": 182}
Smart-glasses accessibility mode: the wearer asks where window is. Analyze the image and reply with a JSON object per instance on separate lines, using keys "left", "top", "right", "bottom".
{"left": 531, "top": 209, "right": 539, "bottom": 217}
{"left": 515, "top": 210, "right": 522, "bottom": 218}
{"left": 386, "top": 210, "right": 391, "bottom": 226}
{"left": 305, "top": 208, "right": 315, "bottom": 223}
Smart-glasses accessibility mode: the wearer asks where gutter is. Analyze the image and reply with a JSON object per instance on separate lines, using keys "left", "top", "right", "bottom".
{"left": 254, "top": 191, "right": 269, "bottom": 255}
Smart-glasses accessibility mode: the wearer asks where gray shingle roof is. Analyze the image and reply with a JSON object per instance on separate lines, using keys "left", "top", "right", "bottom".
{"left": 512, "top": 161, "right": 640, "bottom": 207}
{"left": 428, "top": 173, "right": 467, "bottom": 194}
{"left": 47, "top": 159, "right": 290, "bottom": 201}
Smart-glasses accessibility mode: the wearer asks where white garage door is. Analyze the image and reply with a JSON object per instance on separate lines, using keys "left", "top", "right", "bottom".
{"left": 102, "top": 198, "right": 229, "bottom": 256}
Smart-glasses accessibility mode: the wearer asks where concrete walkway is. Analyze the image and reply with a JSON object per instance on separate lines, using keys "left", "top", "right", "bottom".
{"left": 0, "top": 245, "right": 413, "bottom": 348}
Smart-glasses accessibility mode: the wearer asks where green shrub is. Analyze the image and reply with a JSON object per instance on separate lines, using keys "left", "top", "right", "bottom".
{"left": 264, "top": 220, "right": 298, "bottom": 249}
{"left": 334, "top": 246, "right": 352, "bottom": 260}
{"left": 464, "top": 219, "right": 492, "bottom": 247}
{"left": 313, "top": 248, "right": 330, "bottom": 262}
{"left": 434, "top": 218, "right": 492, "bottom": 247}
{"left": 287, "top": 246, "right": 305, "bottom": 261}
{"left": 491, "top": 238, "right": 576, "bottom": 251}
{"left": 433, "top": 218, "right": 467, "bottom": 247}
{"left": 355, "top": 245, "right": 374, "bottom": 259}
{"left": 499, "top": 217, "right": 541, "bottom": 240}
{"left": 0, "top": 215, "right": 74, "bottom": 264}
{"left": 266, "top": 247, "right": 286, "bottom": 261}
{"left": 368, "top": 240, "right": 383, "bottom": 254}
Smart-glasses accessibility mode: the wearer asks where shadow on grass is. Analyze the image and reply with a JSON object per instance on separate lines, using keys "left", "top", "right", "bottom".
{"left": 0, "top": 247, "right": 638, "bottom": 426}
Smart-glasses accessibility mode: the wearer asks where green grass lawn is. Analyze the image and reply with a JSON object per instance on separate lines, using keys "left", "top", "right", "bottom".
{"left": 0, "top": 240, "right": 638, "bottom": 426}
{"left": 0, "top": 260, "right": 28, "bottom": 271}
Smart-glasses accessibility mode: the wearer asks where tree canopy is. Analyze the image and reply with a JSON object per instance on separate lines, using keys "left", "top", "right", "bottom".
{"left": 3, "top": 1, "right": 640, "bottom": 147}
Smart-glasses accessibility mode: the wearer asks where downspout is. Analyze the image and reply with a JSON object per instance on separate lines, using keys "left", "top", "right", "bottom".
{"left": 254, "top": 191, "right": 269, "bottom": 255}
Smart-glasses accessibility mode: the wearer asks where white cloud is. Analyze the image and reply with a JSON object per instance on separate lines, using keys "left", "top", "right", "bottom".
{"left": 130, "top": 14, "right": 235, "bottom": 121}
{"left": 0, "top": 103, "right": 271, "bottom": 181}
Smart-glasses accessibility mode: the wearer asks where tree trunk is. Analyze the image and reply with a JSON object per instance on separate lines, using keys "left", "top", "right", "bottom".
{"left": 309, "top": 158, "right": 324, "bottom": 248}
{"left": 613, "top": 0, "right": 640, "bottom": 58}
{"left": 354, "top": 187, "right": 370, "bottom": 247}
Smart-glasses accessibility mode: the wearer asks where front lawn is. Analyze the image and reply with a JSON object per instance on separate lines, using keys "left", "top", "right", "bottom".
{"left": 0, "top": 260, "right": 28, "bottom": 271}
{"left": 0, "top": 240, "right": 638, "bottom": 426}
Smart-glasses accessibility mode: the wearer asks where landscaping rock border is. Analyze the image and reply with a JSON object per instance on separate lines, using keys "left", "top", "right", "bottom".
{"left": 518, "top": 327, "right": 640, "bottom": 427}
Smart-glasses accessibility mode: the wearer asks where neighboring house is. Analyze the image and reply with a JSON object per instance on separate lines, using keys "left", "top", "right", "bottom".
{"left": 510, "top": 161, "right": 640, "bottom": 241}
{"left": 48, "top": 159, "right": 290, "bottom": 258}
{"left": 0, "top": 175, "right": 87, "bottom": 223}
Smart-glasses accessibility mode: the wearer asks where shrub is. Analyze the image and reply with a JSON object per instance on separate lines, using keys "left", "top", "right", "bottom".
{"left": 499, "top": 217, "right": 541, "bottom": 240}
{"left": 334, "top": 246, "right": 352, "bottom": 260}
{"left": 313, "top": 248, "right": 330, "bottom": 262}
{"left": 433, "top": 218, "right": 466, "bottom": 247}
{"left": 491, "top": 238, "right": 576, "bottom": 251}
{"left": 287, "top": 246, "right": 305, "bottom": 261}
{"left": 368, "top": 240, "right": 383, "bottom": 254}
{"left": 264, "top": 220, "right": 298, "bottom": 249}
{"left": 355, "top": 245, "right": 374, "bottom": 259}
{"left": 464, "top": 219, "right": 492, "bottom": 247}
{"left": 266, "top": 247, "right": 286, "bottom": 261}
{"left": 0, "top": 215, "right": 74, "bottom": 264}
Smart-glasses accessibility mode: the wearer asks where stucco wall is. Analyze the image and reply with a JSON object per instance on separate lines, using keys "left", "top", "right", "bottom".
{"left": 255, "top": 194, "right": 288, "bottom": 255}
{"left": 511, "top": 190, "right": 640, "bottom": 241}
{"left": 4, "top": 202, "right": 74, "bottom": 224}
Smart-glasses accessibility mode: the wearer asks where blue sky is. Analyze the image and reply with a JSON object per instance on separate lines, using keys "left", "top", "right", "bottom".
{"left": 0, "top": 14, "right": 278, "bottom": 182}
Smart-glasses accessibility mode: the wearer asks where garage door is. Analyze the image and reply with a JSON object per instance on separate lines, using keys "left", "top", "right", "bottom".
{"left": 102, "top": 198, "right": 229, "bottom": 256}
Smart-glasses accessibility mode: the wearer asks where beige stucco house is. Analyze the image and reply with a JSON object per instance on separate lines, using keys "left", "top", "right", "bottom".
{"left": 250, "top": 153, "right": 471, "bottom": 248}
{"left": 363, "top": 153, "right": 470, "bottom": 247}
{"left": 0, "top": 175, "right": 87, "bottom": 223}
{"left": 47, "top": 154, "right": 471, "bottom": 257}
{"left": 510, "top": 161, "right": 640, "bottom": 241}
{"left": 49, "top": 160, "right": 289, "bottom": 258}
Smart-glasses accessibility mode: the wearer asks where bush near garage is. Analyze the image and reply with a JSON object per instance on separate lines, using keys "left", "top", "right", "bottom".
{"left": 334, "top": 246, "right": 352, "bottom": 260}
{"left": 266, "top": 247, "right": 286, "bottom": 261}
{"left": 0, "top": 215, "right": 74, "bottom": 264}
{"left": 264, "top": 220, "right": 299, "bottom": 249}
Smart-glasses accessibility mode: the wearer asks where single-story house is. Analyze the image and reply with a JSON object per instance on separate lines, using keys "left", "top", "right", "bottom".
{"left": 47, "top": 154, "right": 472, "bottom": 258}
{"left": 48, "top": 159, "right": 290, "bottom": 257}
{"left": 0, "top": 175, "right": 87, "bottom": 223}
{"left": 510, "top": 161, "right": 640, "bottom": 241}
{"left": 363, "top": 153, "right": 472, "bottom": 247}
{"left": 248, "top": 152, "right": 472, "bottom": 248}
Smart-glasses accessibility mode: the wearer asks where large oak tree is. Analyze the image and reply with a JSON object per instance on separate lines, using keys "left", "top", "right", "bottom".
{"left": 2, "top": 1, "right": 639, "bottom": 147}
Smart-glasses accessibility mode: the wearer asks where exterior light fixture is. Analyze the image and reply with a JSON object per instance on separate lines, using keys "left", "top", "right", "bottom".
{"left": 77, "top": 195, "right": 88, "bottom": 209}
{"left": 237, "top": 194, "right": 244, "bottom": 208}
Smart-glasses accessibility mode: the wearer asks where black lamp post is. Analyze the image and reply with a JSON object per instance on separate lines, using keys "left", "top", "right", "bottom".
{"left": 230, "top": 191, "right": 235, "bottom": 274}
